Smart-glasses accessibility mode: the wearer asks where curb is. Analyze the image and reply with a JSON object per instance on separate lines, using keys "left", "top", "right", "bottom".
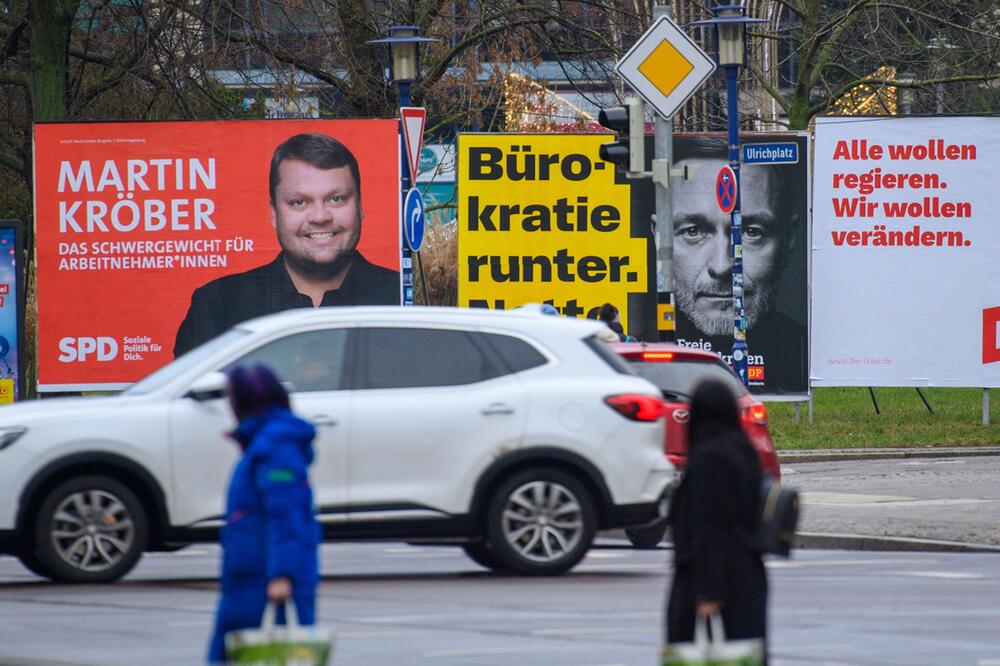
{"left": 778, "top": 446, "right": 1000, "bottom": 464}
{"left": 795, "top": 531, "right": 1000, "bottom": 553}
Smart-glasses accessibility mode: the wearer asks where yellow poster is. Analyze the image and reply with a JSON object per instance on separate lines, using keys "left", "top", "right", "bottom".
{"left": 457, "top": 134, "right": 647, "bottom": 327}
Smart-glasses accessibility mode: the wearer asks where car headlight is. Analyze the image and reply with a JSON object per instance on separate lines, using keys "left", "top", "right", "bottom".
{"left": 0, "top": 427, "right": 27, "bottom": 451}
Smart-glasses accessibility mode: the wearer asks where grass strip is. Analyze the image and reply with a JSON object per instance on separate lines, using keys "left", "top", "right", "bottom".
{"left": 769, "top": 387, "right": 1000, "bottom": 449}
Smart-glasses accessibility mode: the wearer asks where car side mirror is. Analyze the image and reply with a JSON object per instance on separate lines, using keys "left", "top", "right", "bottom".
{"left": 186, "top": 371, "right": 228, "bottom": 401}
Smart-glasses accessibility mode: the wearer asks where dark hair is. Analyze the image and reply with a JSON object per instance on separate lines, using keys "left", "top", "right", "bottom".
{"left": 269, "top": 132, "right": 361, "bottom": 204}
{"left": 686, "top": 378, "right": 743, "bottom": 451}
{"left": 227, "top": 364, "right": 290, "bottom": 421}
{"left": 597, "top": 303, "right": 618, "bottom": 323}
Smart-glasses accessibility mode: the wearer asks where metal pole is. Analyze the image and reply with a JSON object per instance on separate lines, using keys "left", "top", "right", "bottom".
{"left": 653, "top": 3, "right": 675, "bottom": 342}
{"left": 984, "top": 388, "right": 990, "bottom": 426}
{"left": 398, "top": 79, "right": 414, "bottom": 306}
{"left": 726, "top": 63, "right": 748, "bottom": 386}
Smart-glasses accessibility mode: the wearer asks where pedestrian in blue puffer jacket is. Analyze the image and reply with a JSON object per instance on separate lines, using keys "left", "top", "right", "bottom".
{"left": 207, "top": 364, "right": 321, "bottom": 664}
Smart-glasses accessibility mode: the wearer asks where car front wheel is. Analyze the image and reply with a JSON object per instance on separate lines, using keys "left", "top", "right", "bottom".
{"left": 33, "top": 476, "right": 148, "bottom": 583}
{"left": 485, "top": 468, "right": 596, "bottom": 576}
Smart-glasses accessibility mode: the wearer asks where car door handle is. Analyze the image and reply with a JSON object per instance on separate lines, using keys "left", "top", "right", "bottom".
{"left": 481, "top": 403, "right": 515, "bottom": 416}
{"left": 310, "top": 415, "right": 338, "bottom": 428}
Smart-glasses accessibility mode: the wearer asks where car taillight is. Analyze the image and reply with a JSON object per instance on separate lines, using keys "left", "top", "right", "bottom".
{"left": 640, "top": 351, "right": 674, "bottom": 362}
{"left": 604, "top": 394, "right": 666, "bottom": 422}
{"left": 742, "top": 403, "right": 768, "bottom": 425}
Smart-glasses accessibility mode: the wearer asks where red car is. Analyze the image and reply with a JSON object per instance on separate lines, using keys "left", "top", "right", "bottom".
{"left": 609, "top": 342, "right": 780, "bottom": 547}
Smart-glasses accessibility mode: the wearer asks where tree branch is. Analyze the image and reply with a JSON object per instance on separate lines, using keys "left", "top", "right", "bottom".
{"left": 0, "top": 70, "right": 29, "bottom": 87}
{"left": 0, "top": 150, "right": 25, "bottom": 176}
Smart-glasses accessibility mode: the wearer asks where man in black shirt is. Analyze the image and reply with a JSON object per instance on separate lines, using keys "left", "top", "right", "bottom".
{"left": 174, "top": 133, "right": 400, "bottom": 356}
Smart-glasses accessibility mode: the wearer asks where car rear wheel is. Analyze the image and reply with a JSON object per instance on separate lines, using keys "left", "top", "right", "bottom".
{"left": 485, "top": 468, "right": 595, "bottom": 576}
{"left": 33, "top": 476, "right": 148, "bottom": 583}
{"left": 625, "top": 519, "right": 667, "bottom": 549}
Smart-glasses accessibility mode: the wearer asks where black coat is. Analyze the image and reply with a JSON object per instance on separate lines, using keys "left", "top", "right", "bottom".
{"left": 666, "top": 431, "right": 767, "bottom": 643}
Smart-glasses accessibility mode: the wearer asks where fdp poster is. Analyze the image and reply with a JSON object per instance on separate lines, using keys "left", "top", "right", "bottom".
{"left": 813, "top": 116, "right": 1000, "bottom": 387}
{"left": 34, "top": 120, "right": 401, "bottom": 391}
{"left": 457, "top": 134, "right": 649, "bottom": 329}
{"left": 670, "top": 134, "right": 810, "bottom": 396}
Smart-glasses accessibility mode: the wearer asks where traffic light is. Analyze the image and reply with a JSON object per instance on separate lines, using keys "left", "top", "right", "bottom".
{"left": 598, "top": 96, "right": 645, "bottom": 175}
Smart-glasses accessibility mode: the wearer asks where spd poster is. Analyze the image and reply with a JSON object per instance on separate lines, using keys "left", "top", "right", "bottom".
{"left": 34, "top": 120, "right": 400, "bottom": 391}
{"left": 813, "top": 116, "right": 1000, "bottom": 387}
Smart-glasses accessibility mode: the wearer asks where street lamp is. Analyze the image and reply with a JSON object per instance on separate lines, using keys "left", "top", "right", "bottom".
{"left": 367, "top": 26, "right": 439, "bottom": 306}
{"left": 691, "top": 4, "right": 765, "bottom": 387}
{"left": 367, "top": 26, "right": 439, "bottom": 108}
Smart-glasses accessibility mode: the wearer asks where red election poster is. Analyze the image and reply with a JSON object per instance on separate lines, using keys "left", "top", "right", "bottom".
{"left": 34, "top": 120, "right": 400, "bottom": 391}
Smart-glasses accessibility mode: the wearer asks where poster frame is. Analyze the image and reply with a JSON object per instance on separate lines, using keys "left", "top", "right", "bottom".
{"left": 0, "top": 220, "right": 26, "bottom": 402}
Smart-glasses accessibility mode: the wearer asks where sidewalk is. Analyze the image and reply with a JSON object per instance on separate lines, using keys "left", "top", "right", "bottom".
{"left": 778, "top": 445, "right": 1000, "bottom": 464}
{"left": 781, "top": 446, "right": 1000, "bottom": 553}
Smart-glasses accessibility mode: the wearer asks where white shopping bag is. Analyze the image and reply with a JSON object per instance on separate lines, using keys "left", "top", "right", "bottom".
{"left": 661, "top": 612, "right": 763, "bottom": 666}
{"left": 225, "top": 600, "right": 333, "bottom": 666}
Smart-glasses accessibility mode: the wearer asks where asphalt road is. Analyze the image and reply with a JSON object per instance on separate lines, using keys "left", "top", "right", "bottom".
{"left": 2, "top": 543, "right": 1000, "bottom": 665}
{"left": 3, "top": 453, "right": 1000, "bottom": 665}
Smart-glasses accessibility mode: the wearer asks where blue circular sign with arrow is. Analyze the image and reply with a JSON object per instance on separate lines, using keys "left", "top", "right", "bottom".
{"left": 403, "top": 187, "right": 425, "bottom": 252}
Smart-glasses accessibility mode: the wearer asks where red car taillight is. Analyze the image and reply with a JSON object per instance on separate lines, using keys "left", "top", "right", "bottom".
{"left": 604, "top": 394, "right": 666, "bottom": 422}
{"left": 742, "top": 403, "right": 768, "bottom": 426}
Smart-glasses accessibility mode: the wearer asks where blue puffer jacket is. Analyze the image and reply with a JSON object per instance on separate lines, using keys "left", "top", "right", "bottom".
{"left": 220, "top": 406, "right": 320, "bottom": 590}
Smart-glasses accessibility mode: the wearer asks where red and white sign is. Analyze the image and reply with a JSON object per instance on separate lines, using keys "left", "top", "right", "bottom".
{"left": 715, "top": 165, "right": 737, "bottom": 214}
{"left": 400, "top": 107, "right": 426, "bottom": 182}
{"left": 812, "top": 116, "right": 1000, "bottom": 387}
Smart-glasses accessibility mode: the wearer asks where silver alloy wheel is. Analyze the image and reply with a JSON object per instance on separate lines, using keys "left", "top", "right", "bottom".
{"left": 500, "top": 480, "right": 584, "bottom": 563}
{"left": 49, "top": 489, "right": 135, "bottom": 573}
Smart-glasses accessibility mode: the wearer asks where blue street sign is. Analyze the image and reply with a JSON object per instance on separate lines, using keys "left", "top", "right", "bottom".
{"left": 403, "top": 187, "right": 425, "bottom": 252}
{"left": 742, "top": 142, "right": 798, "bottom": 165}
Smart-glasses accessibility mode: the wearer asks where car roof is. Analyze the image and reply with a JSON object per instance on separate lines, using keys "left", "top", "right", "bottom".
{"left": 609, "top": 340, "right": 726, "bottom": 364}
{"left": 235, "top": 305, "right": 607, "bottom": 337}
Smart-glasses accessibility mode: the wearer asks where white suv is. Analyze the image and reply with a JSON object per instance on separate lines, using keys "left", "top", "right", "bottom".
{"left": 0, "top": 307, "right": 672, "bottom": 581}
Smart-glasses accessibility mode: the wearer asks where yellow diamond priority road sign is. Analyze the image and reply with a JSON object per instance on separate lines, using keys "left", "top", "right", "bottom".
{"left": 615, "top": 16, "right": 716, "bottom": 120}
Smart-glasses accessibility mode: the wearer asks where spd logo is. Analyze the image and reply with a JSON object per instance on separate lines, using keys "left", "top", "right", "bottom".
{"left": 58, "top": 337, "right": 118, "bottom": 363}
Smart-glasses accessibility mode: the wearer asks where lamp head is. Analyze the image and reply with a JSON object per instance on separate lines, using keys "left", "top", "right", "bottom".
{"left": 366, "top": 26, "right": 440, "bottom": 83}
{"left": 689, "top": 5, "right": 767, "bottom": 67}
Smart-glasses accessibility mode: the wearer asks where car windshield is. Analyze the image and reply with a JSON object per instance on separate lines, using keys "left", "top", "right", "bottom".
{"left": 627, "top": 359, "right": 748, "bottom": 400}
{"left": 124, "top": 329, "right": 250, "bottom": 395}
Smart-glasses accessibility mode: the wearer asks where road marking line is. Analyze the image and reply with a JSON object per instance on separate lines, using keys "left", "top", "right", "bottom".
{"left": 584, "top": 551, "right": 629, "bottom": 559}
{"left": 166, "top": 620, "right": 213, "bottom": 627}
{"left": 801, "top": 492, "right": 916, "bottom": 504}
{"left": 894, "top": 571, "right": 984, "bottom": 579}
{"left": 575, "top": 563, "right": 664, "bottom": 571}
{"left": 422, "top": 645, "right": 598, "bottom": 658}
{"left": 336, "top": 630, "right": 425, "bottom": 639}
{"left": 766, "top": 558, "right": 937, "bottom": 568}
{"left": 801, "top": 492, "right": 991, "bottom": 507}
{"left": 531, "top": 626, "right": 658, "bottom": 636}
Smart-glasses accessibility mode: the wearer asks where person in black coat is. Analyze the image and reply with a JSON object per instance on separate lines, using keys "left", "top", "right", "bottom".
{"left": 597, "top": 302, "right": 627, "bottom": 341}
{"left": 666, "top": 378, "right": 767, "bottom": 651}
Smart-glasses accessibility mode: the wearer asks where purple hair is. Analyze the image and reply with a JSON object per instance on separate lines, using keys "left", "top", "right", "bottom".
{"left": 227, "top": 364, "right": 290, "bottom": 421}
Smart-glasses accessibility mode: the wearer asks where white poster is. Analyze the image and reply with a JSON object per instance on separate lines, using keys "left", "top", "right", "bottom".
{"left": 812, "top": 116, "right": 1000, "bottom": 387}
